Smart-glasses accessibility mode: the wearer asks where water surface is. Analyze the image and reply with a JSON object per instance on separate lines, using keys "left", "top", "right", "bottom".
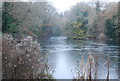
{"left": 39, "top": 36, "right": 119, "bottom": 79}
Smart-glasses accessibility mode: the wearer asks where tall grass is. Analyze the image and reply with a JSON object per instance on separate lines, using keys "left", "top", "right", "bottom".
{"left": 72, "top": 45, "right": 110, "bottom": 81}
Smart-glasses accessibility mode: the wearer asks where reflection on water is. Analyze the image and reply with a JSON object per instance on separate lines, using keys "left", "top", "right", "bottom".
{"left": 39, "top": 36, "right": 119, "bottom": 79}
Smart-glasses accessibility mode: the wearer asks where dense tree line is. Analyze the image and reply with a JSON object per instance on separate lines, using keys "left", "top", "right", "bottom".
{"left": 64, "top": 1, "right": 119, "bottom": 43}
{"left": 2, "top": 1, "right": 119, "bottom": 43}
{"left": 2, "top": 2, "right": 64, "bottom": 39}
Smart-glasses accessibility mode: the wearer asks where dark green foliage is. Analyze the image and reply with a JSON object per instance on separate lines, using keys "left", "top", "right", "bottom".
{"left": 81, "top": 11, "right": 88, "bottom": 17}
{"left": 105, "top": 19, "right": 117, "bottom": 39}
{"left": 2, "top": 2, "right": 18, "bottom": 34}
{"left": 105, "top": 17, "right": 120, "bottom": 45}
{"left": 95, "top": 0, "right": 101, "bottom": 12}
{"left": 68, "top": 15, "right": 88, "bottom": 39}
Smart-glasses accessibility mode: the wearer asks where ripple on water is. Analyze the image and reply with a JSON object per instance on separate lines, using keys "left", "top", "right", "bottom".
{"left": 39, "top": 36, "right": 119, "bottom": 79}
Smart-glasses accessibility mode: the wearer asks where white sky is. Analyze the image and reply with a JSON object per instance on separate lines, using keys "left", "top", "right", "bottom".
{"left": 49, "top": 0, "right": 80, "bottom": 13}
{"left": 49, "top": 0, "right": 119, "bottom": 13}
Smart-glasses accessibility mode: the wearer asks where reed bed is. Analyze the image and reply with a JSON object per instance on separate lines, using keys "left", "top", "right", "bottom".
{"left": 72, "top": 45, "right": 110, "bottom": 81}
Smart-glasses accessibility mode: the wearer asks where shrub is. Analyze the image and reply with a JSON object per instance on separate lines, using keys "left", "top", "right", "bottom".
{"left": 2, "top": 34, "right": 49, "bottom": 79}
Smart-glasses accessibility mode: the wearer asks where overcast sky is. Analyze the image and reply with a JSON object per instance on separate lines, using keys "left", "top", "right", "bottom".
{"left": 49, "top": 0, "right": 119, "bottom": 13}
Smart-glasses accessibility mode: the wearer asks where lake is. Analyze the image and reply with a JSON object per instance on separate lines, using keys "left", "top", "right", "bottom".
{"left": 39, "top": 36, "right": 119, "bottom": 79}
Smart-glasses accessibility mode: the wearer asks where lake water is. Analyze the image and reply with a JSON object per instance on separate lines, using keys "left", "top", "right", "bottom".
{"left": 39, "top": 36, "right": 119, "bottom": 79}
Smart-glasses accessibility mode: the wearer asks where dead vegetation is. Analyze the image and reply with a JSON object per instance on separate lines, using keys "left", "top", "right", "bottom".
{"left": 2, "top": 34, "right": 54, "bottom": 79}
{"left": 72, "top": 45, "right": 110, "bottom": 81}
